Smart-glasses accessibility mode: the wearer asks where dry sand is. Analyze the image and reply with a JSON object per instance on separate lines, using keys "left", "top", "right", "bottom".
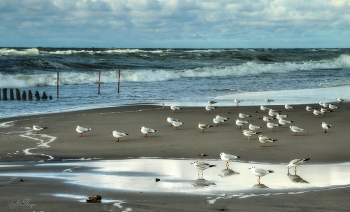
{"left": 0, "top": 102, "right": 349, "bottom": 211}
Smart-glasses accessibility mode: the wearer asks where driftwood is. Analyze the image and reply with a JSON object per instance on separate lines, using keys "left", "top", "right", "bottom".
{"left": 86, "top": 195, "right": 102, "bottom": 203}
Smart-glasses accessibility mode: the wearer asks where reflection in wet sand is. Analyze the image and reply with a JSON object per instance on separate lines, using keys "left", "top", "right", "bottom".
{"left": 287, "top": 173, "right": 309, "bottom": 184}
{"left": 252, "top": 183, "right": 269, "bottom": 188}
{"left": 218, "top": 169, "right": 240, "bottom": 178}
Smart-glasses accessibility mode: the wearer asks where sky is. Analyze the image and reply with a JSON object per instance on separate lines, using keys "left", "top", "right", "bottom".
{"left": 0, "top": 0, "right": 349, "bottom": 48}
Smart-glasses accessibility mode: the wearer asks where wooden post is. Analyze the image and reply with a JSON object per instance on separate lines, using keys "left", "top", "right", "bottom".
{"left": 16, "top": 88, "right": 21, "bottom": 100}
{"left": 28, "top": 90, "right": 33, "bottom": 100}
{"left": 3, "top": 89, "right": 7, "bottom": 100}
{"left": 22, "top": 91, "right": 27, "bottom": 100}
{"left": 10, "top": 89, "right": 14, "bottom": 100}
{"left": 35, "top": 91, "right": 40, "bottom": 100}
{"left": 98, "top": 71, "right": 101, "bottom": 94}
{"left": 118, "top": 70, "right": 120, "bottom": 93}
{"left": 57, "top": 72, "right": 59, "bottom": 98}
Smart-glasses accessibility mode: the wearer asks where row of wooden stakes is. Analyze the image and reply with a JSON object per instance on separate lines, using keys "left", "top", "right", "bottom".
{"left": 1, "top": 88, "right": 52, "bottom": 101}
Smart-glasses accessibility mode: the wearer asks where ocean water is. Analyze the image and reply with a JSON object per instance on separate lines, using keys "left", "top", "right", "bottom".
{"left": 1, "top": 47, "right": 350, "bottom": 119}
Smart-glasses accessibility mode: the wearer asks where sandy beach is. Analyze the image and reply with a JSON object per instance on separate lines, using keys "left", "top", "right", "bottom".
{"left": 1, "top": 102, "right": 350, "bottom": 211}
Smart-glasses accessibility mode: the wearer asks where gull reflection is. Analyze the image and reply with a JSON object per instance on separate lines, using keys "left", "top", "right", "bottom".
{"left": 191, "top": 161, "right": 216, "bottom": 180}
{"left": 192, "top": 182, "right": 216, "bottom": 187}
{"left": 287, "top": 173, "right": 309, "bottom": 184}
{"left": 252, "top": 183, "right": 269, "bottom": 189}
{"left": 218, "top": 169, "right": 240, "bottom": 178}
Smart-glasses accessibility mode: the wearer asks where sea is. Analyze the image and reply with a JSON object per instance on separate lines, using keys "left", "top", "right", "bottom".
{"left": 1, "top": 47, "right": 350, "bottom": 119}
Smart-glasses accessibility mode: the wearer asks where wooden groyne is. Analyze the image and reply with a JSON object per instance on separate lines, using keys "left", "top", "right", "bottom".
{"left": 0, "top": 88, "right": 52, "bottom": 101}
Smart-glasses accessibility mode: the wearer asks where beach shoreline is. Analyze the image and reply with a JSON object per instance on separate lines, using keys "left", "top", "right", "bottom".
{"left": 1, "top": 102, "right": 350, "bottom": 211}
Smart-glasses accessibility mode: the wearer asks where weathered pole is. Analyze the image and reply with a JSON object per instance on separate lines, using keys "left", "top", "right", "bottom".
{"left": 118, "top": 70, "right": 120, "bottom": 93}
{"left": 16, "top": 88, "right": 21, "bottom": 100}
{"left": 98, "top": 71, "right": 101, "bottom": 94}
{"left": 57, "top": 72, "right": 59, "bottom": 98}
{"left": 2, "top": 88, "right": 7, "bottom": 100}
{"left": 10, "top": 89, "right": 14, "bottom": 100}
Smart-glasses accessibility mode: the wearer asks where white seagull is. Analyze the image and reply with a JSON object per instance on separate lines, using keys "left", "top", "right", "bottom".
{"left": 268, "top": 109, "right": 280, "bottom": 117}
{"left": 313, "top": 109, "right": 322, "bottom": 118}
{"left": 140, "top": 126, "right": 158, "bottom": 138}
{"left": 260, "top": 116, "right": 275, "bottom": 124}
{"left": 249, "top": 123, "right": 262, "bottom": 131}
{"left": 249, "top": 166, "right": 274, "bottom": 183}
{"left": 306, "top": 106, "right": 314, "bottom": 113}
{"left": 170, "top": 106, "right": 182, "bottom": 113}
{"left": 278, "top": 119, "right": 294, "bottom": 128}
{"left": 208, "top": 100, "right": 217, "bottom": 105}
{"left": 265, "top": 99, "right": 274, "bottom": 104}
{"left": 266, "top": 122, "right": 281, "bottom": 132}
{"left": 219, "top": 152, "right": 240, "bottom": 169}
{"left": 285, "top": 104, "right": 294, "bottom": 112}
{"left": 172, "top": 121, "right": 184, "bottom": 130}
{"left": 33, "top": 125, "right": 48, "bottom": 134}
{"left": 290, "top": 126, "right": 306, "bottom": 136}
{"left": 242, "top": 130, "right": 261, "bottom": 140}
{"left": 167, "top": 117, "right": 180, "bottom": 126}
{"left": 205, "top": 106, "right": 217, "bottom": 114}
{"left": 328, "top": 104, "right": 339, "bottom": 112}
{"left": 216, "top": 115, "right": 229, "bottom": 123}
{"left": 260, "top": 105, "right": 270, "bottom": 113}
{"left": 76, "top": 126, "right": 92, "bottom": 137}
{"left": 276, "top": 114, "right": 288, "bottom": 120}
{"left": 191, "top": 161, "right": 216, "bottom": 177}
{"left": 337, "top": 98, "right": 345, "bottom": 104}
{"left": 234, "top": 99, "right": 243, "bottom": 105}
{"left": 235, "top": 119, "right": 250, "bottom": 129}
{"left": 239, "top": 113, "right": 252, "bottom": 120}
{"left": 287, "top": 158, "right": 310, "bottom": 173}
{"left": 322, "top": 122, "right": 331, "bottom": 133}
{"left": 111, "top": 130, "right": 129, "bottom": 142}
{"left": 213, "top": 117, "right": 224, "bottom": 126}
{"left": 198, "top": 123, "right": 213, "bottom": 133}
{"left": 258, "top": 135, "right": 277, "bottom": 147}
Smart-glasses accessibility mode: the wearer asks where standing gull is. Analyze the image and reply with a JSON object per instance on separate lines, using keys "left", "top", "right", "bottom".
{"left": 167, "top": 117, "right": 180, "bottom": 126}
{"left": 219, "top": 152, "right": 240, "bottom": 169}
{"left": 191, "top": 161, "right": 216, "bottom": 178}
{"left": 172, "top": 121, "right": 184, "bottom": 130}
{"left": 170, "top": 106, "right": 182, "bottom": 113}
{"left": 266, "top": 122, "right": 281, "bottom": 132}
{"left": 234, "top": 99, "right": 243, "bottom": 105}
{"left": 322, "top": 122, "right": 331, "bottom": 133}
{"left": 287, "top": 158, "right": 310, "bottom": 173}
{"left": 278, "top": 119, "right": 294, "bottom": 128}
{"left": 260, "top": 105, "right": 270, "bottom": 113}
{"left": 205, "top": 106, "right": 217, "bottom": 114}
{"left": 198, "top": 123, "right": 213, "bottom": 133}
{"left": 337, "top": 98, "right": 345, "bottom": 104}
{"left": 140, "top": 126, "right": 158, "bottom": 138}
{"left": 242, "top": 130, "right": 260, "bottom": 140}
{"left": 249, "top": 123, "right": 262, "bottom": 131}
{"left": 265, "top": 99, "right": 274, "bottom": 105}
{"left": 258, "top": 135, "right": 277, "bottom": 147}
{"left": 249, "top": 166, "right": 274, "bottom": 183}
{"left": 33, "top": 125, "right": 48, "bottom": 134}
{"left": 76, "top": 126, "right": 91, "bottom": 137}
{"left": 285, "top": 104, "right": 294, "bottom": 112}
{"left": 111, "top": 131, "right": 129, "bottom": 142}
{"left": 235, "top": 119, "right": 250, "bottom": 129}
{"left": 239, "top": 113, "right": 252, "bottom": 120}
{"left": 290, "top": 126, "right": 306, "bottom": 136}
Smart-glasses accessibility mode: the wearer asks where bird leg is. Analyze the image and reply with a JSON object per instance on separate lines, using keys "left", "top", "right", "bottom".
{"left": 226, "top": 162, "right": 229, "bottom": 169}
{"left": 145, "top": 134, "right": 148, "bottom": 138}
{"left": 175, "top": 127, "right": 178, "bottom": 130}
{"left": 116, "top": 138, "right": 120, "bottom": 142}
{"left": 80, "top": 133, "right": 82, "bottom": 137}
{"left": 324, "top": 129, "right": 327, "bottom": 133}
{"left": 294, "top": 132, "right": 297, "bottom": 136}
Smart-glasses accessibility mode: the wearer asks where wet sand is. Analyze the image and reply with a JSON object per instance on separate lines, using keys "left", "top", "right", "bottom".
{"left": 0, "top": 102, "right": 350, "bottom": 211}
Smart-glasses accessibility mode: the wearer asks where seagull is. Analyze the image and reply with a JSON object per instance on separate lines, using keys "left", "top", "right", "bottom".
{"left": 111, "top": 131, "right": 129, "bottom": 142}
{"left": 172, "top": 121, "right": 184, "bottom": 130}
{"left": 285, "top": 104, "right": 294, "bottom": 112}
{"left": 198, "top": 123, "right": 213, "bottom": 133}
{"left": 213, "top": 117, "right": 224, "bottom": 126}
{"left": 328, "top": 104, "right": 339, "bottom": 112}
{"left": 337, "top": 98, "right": 345, "bottom": 104}
{"left": 242, "top": 130, "right": 261, "bottom": 140}
{"left": 170, "top": 106, "right": 182, "bottom": 113}
{"left": 167, "top": 117, "right": 180, "bottom": 126}
{"left": 260, "top": 105, "right": 270, "bottom": 113}
{"left": 140, "top": 126, "right": 158, "bottom": 138}
{"left": 235, "top": 119, "right": 250, "bottom": 129}
{"left": 205, "top": 106, "right": 217, "bottom": 114}
{"left": 258, "top": 135, "right": 277, "bottom": 147}
{"left": 278, "top": 119, "right": 294, "bottom": 128}
{"left": 290, "top": 126, "right": 306, "bottom": 136}
{"left": 234, "top": 99, "right": 243, "bottom": 105}
{"left": 249, "top": 166, "right": 274, "bottom": 183}
{"left": 287, "top": 158, "right": 310, "bottom": 173}
{"left": 76, "top": 126, "right": 91, "bottom": 137}
{"left": 276, "top": 114, "right": 288, "bottom": 120}
{"left": 239, "top": 113, "right": 252, "bottom": 120}
{"left": 219, "top": 152, "right": 240, "bottom": 169}
{"left": 320, "top": 107, "right": 329, "bottom": 115}
{"left": 322, "top": 102, "right": 329, "bottom": 108}
{"left": 208, "top": 100, "right": 217, "bottom": 105}
{"left": 191, "top": 161, "right": 216, "bottom": 177}
{"left": 33, "top": 125, "right": 48, "bottom": 134}
{"left": 313, "top": 109, "right": 322, "bottom": 118}
{"left": 249, "top": 123, "right": 262, "bottom": 131}
{"left": 265, "top": 99, "right": 274, "bottom": 105}
{"left": 306, "top": 106, "right": 314, "bottom": 113}
{"left": 259, "top": 116, "right": 275, "bottom": 124}
{"left": 322, "top": 122, "right": 331, "bottom": 133}
{"left": 216, "top": 115, "right": 229, "bottom": 124}
{"left": 268, "top": 109, "right": 280, "bottom": 117}
{"left": 266, "top": 122, "right": 281, "bottom": 132}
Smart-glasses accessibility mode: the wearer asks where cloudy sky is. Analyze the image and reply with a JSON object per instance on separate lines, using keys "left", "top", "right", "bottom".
{"left": 1, "top": 0, "right": 349, "bottom": 48}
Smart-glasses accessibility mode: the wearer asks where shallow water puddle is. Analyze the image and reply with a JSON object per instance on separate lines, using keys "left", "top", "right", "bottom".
{"left": 1, "top": 159, "right": 350, "bottom": 195}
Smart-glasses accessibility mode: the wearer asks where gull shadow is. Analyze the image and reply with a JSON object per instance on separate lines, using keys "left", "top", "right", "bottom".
{"left": 252, "top": 183, "right": 269, "bottom": 188}
{"left": 218, "top": 169, "right": 240, "bottom": 178}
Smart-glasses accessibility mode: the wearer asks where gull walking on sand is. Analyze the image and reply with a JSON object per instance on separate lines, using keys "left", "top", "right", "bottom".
{"left": 140, "top": 126, "right": 158, "bottom": 138}
{"left": 337, "top": 98, "right": 345, "bottom": 104}
{"left": 167, "top": 117, "right": 180, "bottom": 126}
{"left": 266, "top": 122, "right": 281, "bottom": 132}
{"left": 76, "top": 126, "right": 91, "bottom": 137}
{"left": 322, "top": 122, "right": 331, "bottom": 133}
{"left": 205, "top": 106, "right": 217, "bottom": 114}
{"left": 290, "top": 126, "right": 306, "bottom": 136}
{"left": 235, "top": 119, "right": 250, "bottom": 129}
{"left": 219, "top": 152, "right": 240, "bottom": 169}
{"left": 198, "top": 123, "right": 213, "bottom": 133}
{"left": 258, "top": 135, "right": 277, "bottom": 147}
{"left": 249, "top": 166, "right": 274, "bottom": 183}
{"left": 287, "top": 158, "right": 310, "bottom": 173}
{"left": 112, "top": 131, "right": 129, "bottom": 142}
{"left": 172, "top": 121, "right": 184, "bottom": 130}
{"left": 285, "top": 104, "right": 294, "bottom": 112}
{"left": 243, "top": 130, "right": 261, "bottom": 140}
{"left": 170, "top": 106, "right": 182, "bottom": 113}
{"left": 33, "top": 125, "right": 48, "bottom": 134}
{"left": 239, "top": 113, "right": 252, "bottom": 120}
{"left": 191, "top": 161, "right": 216, "bottom": 178}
